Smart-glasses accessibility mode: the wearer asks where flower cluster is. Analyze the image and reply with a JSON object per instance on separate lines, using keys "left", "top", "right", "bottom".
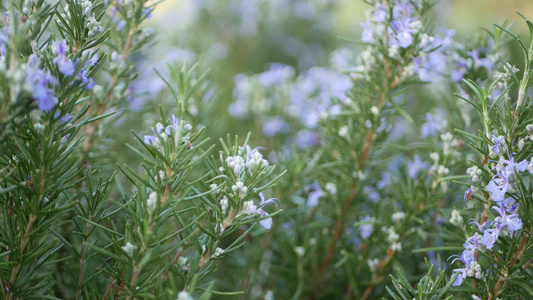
{"left": 228, "top": 63, "right": 352, "bottom": 148}
{"left": 143, "top": 114, "right": 193, "bottom": 148}
{"left": 452, "top": 152, "right": 527, "bottom": 286}
{"left": 25, "top": 54, "right": 58, "bottom": 111}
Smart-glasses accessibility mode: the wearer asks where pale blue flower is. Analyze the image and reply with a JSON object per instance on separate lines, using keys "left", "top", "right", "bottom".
{"left": 491, "top": 135, "right": 505, "bottom": 155}
{"left": 493, "top": 205, "right": 522, "bottom": 236}
{"left": 305, "top": 182, "right": 322, "bottom": 207}
{"left": 359, "top": 216, "right": 374, "bottom": 239}
{"left": 421, "top": 113, "right": 442, "bottom": 137}
{"left": 52, "top": 40, "right": 75, "bottom": 76}
{"left": 26, "top": 54, "right": 58, "bottom": 111}
{"left": 254, "top": 192, "right": 280, "bottom": 229}
{"left": 263, "top": 116, "right": 289, "bottom": 137}
{"left": 408, "top": 155, "right": 429, "bottom": 179}
{"left": 361, "top": 21, "right": 373, "bottom": 42}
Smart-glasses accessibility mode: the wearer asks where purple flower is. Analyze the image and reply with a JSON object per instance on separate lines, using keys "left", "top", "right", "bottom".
{"left": 26, "top": 54, "right": 58, "bottom": 111}
{"left": 0, "top": 28, "right": 7, "bottom": 45}
{"left": 143, "top": 7, "right": 153, "bottom": 19}
{"left": 361, "top": 21, "right": 373, "bottom": 42}
{"left": 487, "top": 154, "right": 528, "bottom": 203}
{"left": 421, "top": 113, "right": 441, "bottom": 137}
{"left": 493, "top": 205, "right": 522, "bottom": 236}
{"left": 390, "top": 19, "right": 413, "bottom": 48}
{"left": 111, "top": 7, "right": 126, "bottom": 30}
{"left": 468, "top": 48, "right": 494, "bottom": 70}
{"left": 363, "top": 186, "right": 380, "bottom": 202}
{"left": 228, "top": 101, "right": 248, "bottom": 119}
{"left": 305, "top": 181, "right": 322, "bottom": 207}
{"left": 248, "top": 192, "right": 280, "bottom": 230}
{"left": 83, "top": 50, "right": 99, "bottom": 66}
{"left": 491, "top": 135, "right": 505, "bottom": 155}
{"left": 257, "top": 63, "right": 295, "bottom": 87}
{"left": 486, "top": 179, "right": 508, "bottom": 203}
{"left": 481, "top": 225, "right": 501, "bottom": 249}
{"left": 144, "top": 135, "right": 157, "bottom": 145}
{"left": 396, "top": 30, "right": 412, "bottom": 48}
{"left": 374, "top": 3, "right": 386, "bottom": 23}
{"left": 263, "top": 116, "right": 289, "bottom": 137}
{"left": 377, "top": 172, "right": 390, "bottom": 189}
{"left": 463, "top": 188, "right": 473, "bottom": 206}
{"left": 408, "top": 155, "right": 429, "bottom": 179}
{"left": 52, "top": 40, "right": 75, "bottom": 76}
{"left": 54, "top": 111, "right": 71, "bottom": 123}
{"left": 295, "top": 130, "right": 319, "bottom": 148}
{"left": 76, "top": 68, "right": 95, "bottom": 90}
{"left": 463, "top": 232, "right": 481, "bottom": 253}
{"left": 452, "top": 268, "right": 467, "bottom": 286}
{"left": 451, "top": 58, "right": 467, "bottom": 82}
{"left": 358, "top": 216, "right": 374, "bottom": 239}
{"left": 450, "top": 251, "right": 473, "bottom": 286}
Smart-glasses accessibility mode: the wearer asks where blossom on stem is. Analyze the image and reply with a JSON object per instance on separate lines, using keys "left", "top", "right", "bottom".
{"left": 26, "top": 54, "right": 58, "bottom": 111}
{"left": 52, "top": 40, "right": 75, "bottom": 76}
{"left": 243, "top": 192, "right": 280, "bottom": 229}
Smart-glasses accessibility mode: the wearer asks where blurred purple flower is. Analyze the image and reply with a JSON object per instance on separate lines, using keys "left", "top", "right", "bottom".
{"left": 421, "top": 113, "right": 441, "bottom": 137}
{"left": 295, "top": 129, "right": 318, "bottom": 148}
{"left": 304, "top": 181, "right": 322, "bottom": 207}
{"left": 359, "top": 215, "right": 374, "bottom": 239}
{"left": 468, "top": 48, "right": 494, "bottom": 70}
{"left": 361, "top": 21, "right": 373, "bottom": 42}
{"left": 263, "top": 116, "right": 289, "bottom": 137}
{"left": 363, "top": 186, "right": 380, "bottom": 202}
{"left": 374, "top": 3, "right": 386, "bottom": 23}
{"left": 76, "top": 68, "right": 95, "bottom": 90}
{"left": 258, "top": 63, "right": 295, "bottom": 87}
{"left": 408, "top": 155, "right": 429, "bottom": 179}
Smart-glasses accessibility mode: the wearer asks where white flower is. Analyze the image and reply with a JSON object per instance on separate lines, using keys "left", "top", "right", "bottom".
{"left": 294, "top": 246, "right": 305, "bottom": 257}
{"left": 226, "top": 155, "right": 245, "bottom": 175}
{"left": 325, "top": 183, "right": 337, "bottom": 195}
{"left": 177, "top": 257, "right": 188, "bottom": 270}
{"left": 264, "top": 290, "right": 274, "bottom": 300}
{"left": 158, "top": 170, "right": 166, "bottom": 181}
{"left": 146, "top": 192, "right": 158, "bottom": 214}
{"left": 122, "top": 242, "right": 137, "bottom": 257}
{"left": 437, "top": 165, "right": 449, "bottom": 176}
{"left": 211, "top": 247, "right": 224, "bottom": 258}
{"left": 391, "top": 242, "right": 402, "bottom": 252}
{"left": 518, "top": 138, "right": 525, "bottom": 151}
{"left": 466, "top": 166, "right": 482, "bottom": 182}
{"left": 232, "top": 181, "right": 248, "bottom": 194}
{"left": 338, "top": 125, "right": 349, "bottom": 138}
{"left": 220, "top": 196, "right": 229, "bottom": 214}
{"left": 382, "top": 226, "right": 399, "bottom": 244}
{"left": 391, "top": 212, "right": 405, "bottom": 222}
{"left": 367, "top": 258, "right": 380, "bottom": 273}
{"left": 176, "top": 291, "right": 193, "bottom": 300}
{"left": 449, "top": 210, "right": 463, "bottom": 227}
